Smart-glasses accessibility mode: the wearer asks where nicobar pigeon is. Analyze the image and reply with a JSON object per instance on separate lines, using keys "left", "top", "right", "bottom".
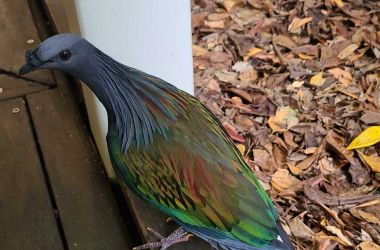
{"left": 20, "top": 34, "right": 294, "bottom": 250}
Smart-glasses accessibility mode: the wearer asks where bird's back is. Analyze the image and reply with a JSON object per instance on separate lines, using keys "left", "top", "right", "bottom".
{"left": 106, "top": 69, "right": 292, "bottom": 249}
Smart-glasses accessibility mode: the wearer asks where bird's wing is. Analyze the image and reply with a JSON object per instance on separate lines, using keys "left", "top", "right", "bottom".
{"left": 112, "top": 96, "right": 280, "bottom": 248}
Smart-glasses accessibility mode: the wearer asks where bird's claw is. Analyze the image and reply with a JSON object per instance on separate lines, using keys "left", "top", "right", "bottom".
{"left": 133, "top": 227, "right": 192, "bottom": 250}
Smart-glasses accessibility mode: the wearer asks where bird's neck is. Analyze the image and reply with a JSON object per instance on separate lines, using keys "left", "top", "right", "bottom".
{"left": 80, "top": 48, "right": 189, "bottom": 151}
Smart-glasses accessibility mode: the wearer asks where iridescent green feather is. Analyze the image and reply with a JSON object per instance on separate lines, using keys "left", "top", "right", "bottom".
{"left": 107, "top": 80, "right": 280, "bottom": 247}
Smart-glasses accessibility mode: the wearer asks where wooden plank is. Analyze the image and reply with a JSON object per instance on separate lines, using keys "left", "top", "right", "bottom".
{"left": 0, "top": 0, "right": 55, "bottom": 85}
{"left": 0, "top": 98, "right": 63, "bottom": 250}
{"left": 27, "top": 88, "right": 132, "bottom": 250}
{"left": 41, "top": 0, "right": 71, "bottom": 33}
{"left": 0, "top": 75, "right": 49, "bottom": 101}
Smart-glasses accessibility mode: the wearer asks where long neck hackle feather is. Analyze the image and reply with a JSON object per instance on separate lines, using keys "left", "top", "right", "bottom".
{"left": 81, "top": 47, "right": 189, "bottom": 152}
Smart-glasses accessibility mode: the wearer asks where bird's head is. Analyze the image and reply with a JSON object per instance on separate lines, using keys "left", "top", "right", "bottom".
{"left": 19, "top": 34, "right": 91, "bottom": 76}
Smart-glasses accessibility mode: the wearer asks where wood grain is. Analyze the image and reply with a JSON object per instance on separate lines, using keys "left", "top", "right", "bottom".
{"left": 0, "top": 0, "right": 55, "bottom": 84}
{"left": 0, "top": 98, "right": 63, "bottom": 250}
{"left": 27, "top": 89, "right": 132, "bottom": 250}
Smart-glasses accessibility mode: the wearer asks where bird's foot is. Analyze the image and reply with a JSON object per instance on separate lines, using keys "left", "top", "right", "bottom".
{"left": 133, "top": 227, "right": 193, "bottom": 250}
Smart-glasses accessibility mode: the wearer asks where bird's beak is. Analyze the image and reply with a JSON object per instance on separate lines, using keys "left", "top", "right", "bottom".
{"left": 19, "top": 49, "right": 43, "bottom": 75}
{"left": 19, "top": 63, "right": 36, "bottom": 75}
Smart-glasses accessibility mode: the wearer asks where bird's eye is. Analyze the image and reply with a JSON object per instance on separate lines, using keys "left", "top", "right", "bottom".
{"left": 59, "top": 50, "right": 71, "bottom": 61}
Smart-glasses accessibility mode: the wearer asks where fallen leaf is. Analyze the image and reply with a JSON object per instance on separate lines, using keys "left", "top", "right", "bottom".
{"left": 215, "top": 70, "right": 238, "bottom": 83}
{"left": 205, "top": 79, "right": 221, "bottom": 92}
{"left": 358, "top": 241, "right": 380, "bottom": 250}
{"left": 243, "top": 47, "right": 263, "bottom": 61}
{"left": 230, "top": 8, "right": 265, "bottom": 27}
{"left": 207, "top": 13, "right": 229, "bottom": 21}
{"left": 223, "top": 122, "right": 245, "bottom": 143}
{"left": 272, "top": 35, "right": 297, "bottom": 49}
{"left": 347, "top": 126, "right": 380, "bottom": 150}
{"left": 310, "top": 72, "right": 326, "bottom": 86}
{"left": 288, "top": 17, "right": 313, "bottom": 33}
{"left": 332, "top": 0, "right": 344, "bottom": 7}
{"left": 236, "top": 144, "right": 245, "bottom": 155}
{"left": 271, "top": 169, "right": 301, "bottom": 192}
{"left": 320, "top": 219, "right": 354, "bottom": 247}
{"left": 223, "top": 0, "right": 243, "bottom": 12}
{"left": 253, "top": 148, "right": 276, "bottom": 172}
{"left": 298, "top": 53, "right": 315, "bottom": 60}
{"left": 338, "top": 44, "right": 359, "bottom": 60}
{"left": 291, "top": 80, "right": 304, "bottom": 88}
{"left": 317, "top": 202, "right": 345, "bottom": 227}
{"left": 294, "top": 144, "right": 323, "bottom": 173}
{"left": 232, "top": 61, "right": 253, "bottom": 73}
{"left": 226, "top": 88, "right": 253, "bottom": 102}
{"left": 357, "top": 150, "right": 380, "bottom": 173}
{"left": 288, "top": 217, "right": 314, "bottom": 239}
{"left": 313, "top": 233, "right": 346, "bottom": 249}
{"left": 204, "top": 20, "right": 225, "bottom": 29}
{"left": 268, "top": 106, "right": 299, "bottom": 132}
{"left": 192, "top": 45, "right": 208, "bottom": 57}
{"left": 361, "top": 111, "right": 380, "bottom": 125}
{"left": 350, "top": 200, "right": 380, "bottom": 225}
{"left": 239, "top": 68, "right": 258, "bottom": 82}
{"left": 328, "top": 68, "right": 353, "bottom": 86}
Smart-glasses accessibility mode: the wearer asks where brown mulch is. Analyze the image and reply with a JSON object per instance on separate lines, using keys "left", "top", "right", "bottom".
{"left": 191, "top": 0, "right": 380, "bottom": 249}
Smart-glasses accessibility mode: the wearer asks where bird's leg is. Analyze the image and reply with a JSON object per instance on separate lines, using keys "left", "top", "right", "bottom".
{"left": 133, "top": 227, "right": 193, "bottom": 250}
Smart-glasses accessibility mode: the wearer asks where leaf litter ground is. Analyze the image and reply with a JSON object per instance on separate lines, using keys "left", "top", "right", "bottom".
{"left": 192, "top": 0, "right": 380, "bottom": 249}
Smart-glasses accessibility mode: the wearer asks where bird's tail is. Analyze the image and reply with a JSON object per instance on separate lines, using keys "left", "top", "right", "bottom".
{"left": 269, "top": 221, "right": 294, "bottom": 250}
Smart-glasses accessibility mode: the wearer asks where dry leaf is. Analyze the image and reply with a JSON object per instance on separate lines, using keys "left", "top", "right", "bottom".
{"left": 310, "top": 72, "right": 326, "bottom": 86}
{"left": 244, "top": 47, "right": 263, "bottom": 61}
{"left": 272, "top": 35, "right": 297, "bottom": 49}
{"left": 253, "top": 148, "right": 276, "bottom": 172}
{"left": 298, "top": 53, "right": 315, "bottom": 60}
{"left": 207, "top": 13, "right": 229, "bottom": 21}
{"left": 347, "top": 126, "right": 380, "bottom": 150}
{"left": 338, "top": 44, "right": 359, "bottom": 60}
{"left": 317, "top": 202, "right": 345, "bottom": 227}
{"left": 271, "top": 169, "right": 301, "bottom": 191}
{"left": 358, "top": 241, "right": 380, "bottom": 250}
{"left": 232, "top": 61, "right": 253, "bottom": 73}
{"left": 350, "top": 200, "right": 380, "bottom": 225}
{"left": 291, "top": 80, "right": 304, "bottom": 88}
{"left": 192, "top": 45, "right": 208, "bottom": 57}
{"left": 328, "top": 68, "right": 353, "bottom": 86}
{"left": 357, "top": 150, "right": 380, "bottom": 173}
{"left": 223, "top": 0, "right": 243, "bottom": 12}
{"left": 222, "top": 122, "right": 245, "bottom": 143}
{"left": 236, "top": 144, "right": 245, "bottom": 155}
{"left": 313, "top": 233, "right": 346, "bottom": 249}
{"left": 332, "top": 0, "right": 345, "bottom": 7}
{"left": 268, "top": 106, "right": 299, "bottom": 132}
{"left": 360, "top": 111, "right": 380, "bottom": 125}
{"left": 288, "top": 217, "right": 314, "bottom": 239}
{"left": 288, "top": 17, "right": 313, "bottom": 33}
{"left": 205, "top": 79, "right": 221, "bottom": 92}
{"left": 320, "top": 219, "right": 354, "bottom": 247}
{"left": 192, "top": 0, "right": 380, "bottom": 247}
{"left": 313, "top": 237, "right": 339, "bottom": 250}
{"left": 204, "top": 20, "right": 225, "bottom": 29}
{"left": 215, "top": 70, "right": 238, "bottom": 83}
{"left": 239, "top": 68, "right": 258, "bottom": 82}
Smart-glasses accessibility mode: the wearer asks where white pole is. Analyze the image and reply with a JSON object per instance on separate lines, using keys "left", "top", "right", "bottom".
{"left": 74, "top": 0, "right": 194, "bottom": 177}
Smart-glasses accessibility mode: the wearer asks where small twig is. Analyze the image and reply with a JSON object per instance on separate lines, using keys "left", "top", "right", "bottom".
{"left": 334, "top": 88, "right": 360, "bottom": 100}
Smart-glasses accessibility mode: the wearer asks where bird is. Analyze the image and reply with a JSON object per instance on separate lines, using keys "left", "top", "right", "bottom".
{"left": 20, "top": 34, "right": 294, "bottom": 250}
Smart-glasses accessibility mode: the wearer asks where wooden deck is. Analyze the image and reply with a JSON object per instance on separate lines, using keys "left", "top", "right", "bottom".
{"left": 0, "top": 1, "right": 209, "bottom": 249}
